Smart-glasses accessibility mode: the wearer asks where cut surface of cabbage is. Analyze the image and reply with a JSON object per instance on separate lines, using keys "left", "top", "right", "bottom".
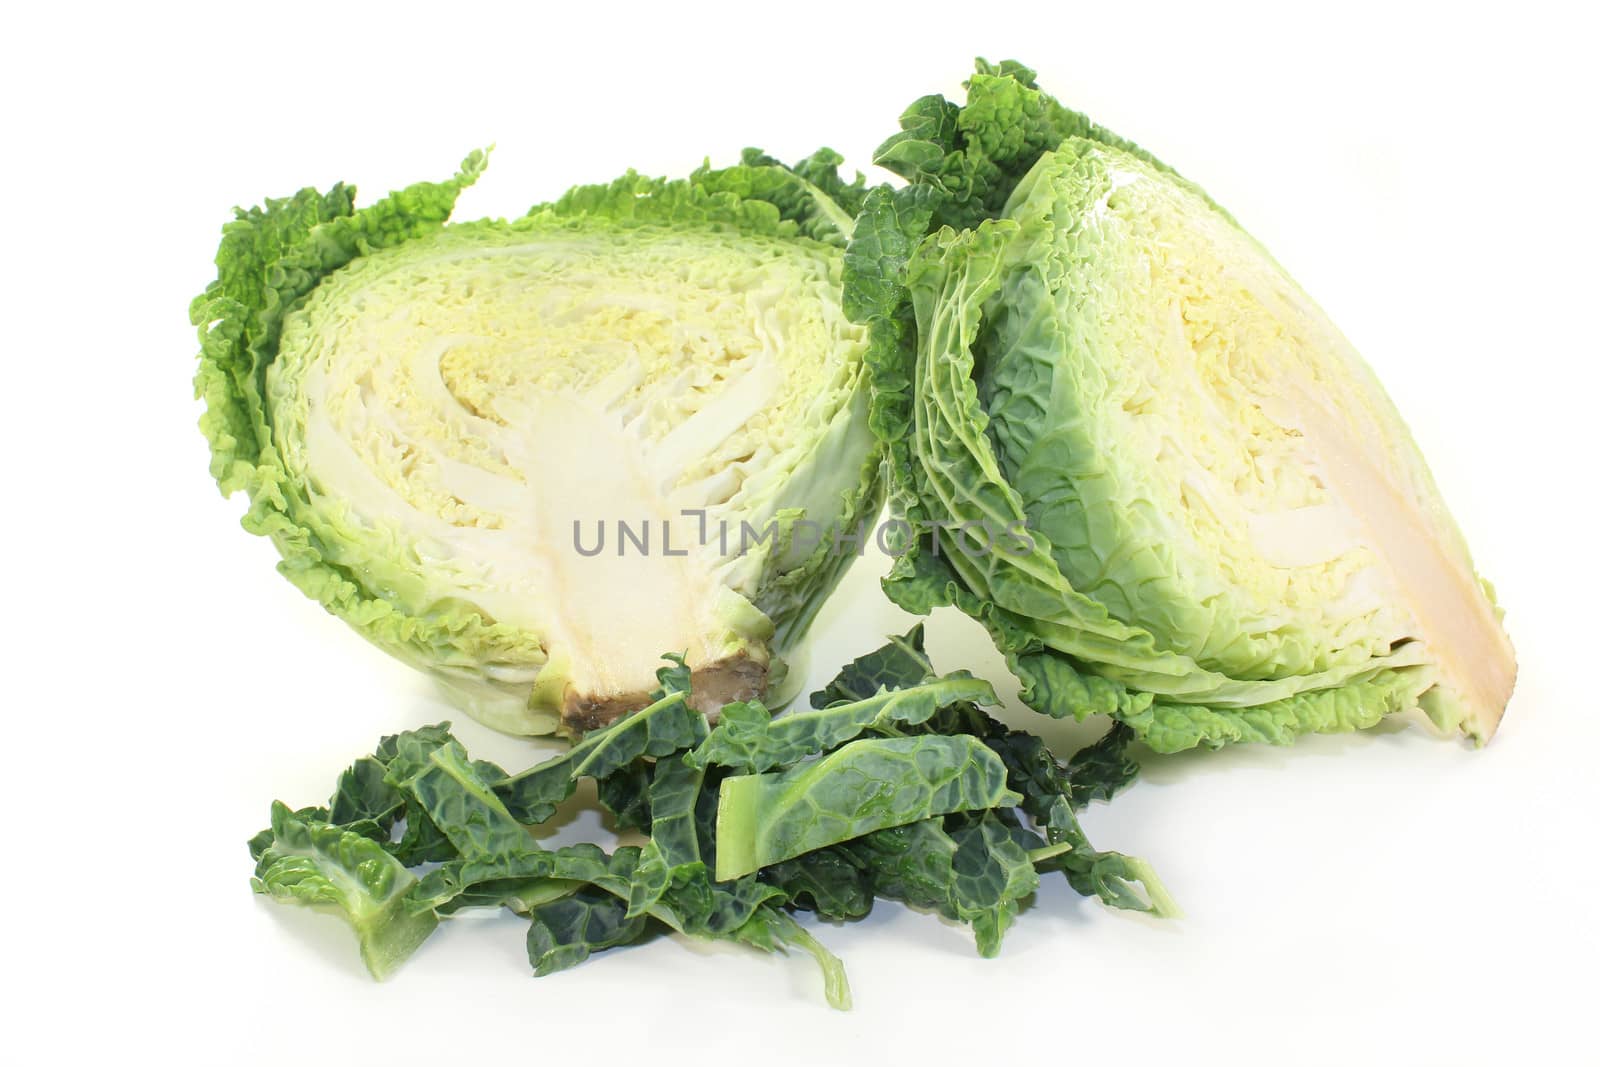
{"left": 269, "top": 222, "right": 871, "bottom": 732}
{"left": 194, "top": 154, "right": 880, "bottom": 737}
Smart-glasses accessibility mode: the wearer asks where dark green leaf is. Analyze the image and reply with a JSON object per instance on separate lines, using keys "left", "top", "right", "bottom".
{"left": 389, "top": 808, "right": 457, "bottom": 866}
{"left": 692, "top": 676, "right": 996, "bottom": 775}
{"left": 650, "top": 653, "right": 693, "bottom": 701}
{"left": 494, "top": 693, "right": 708, "bottom": 823}
{"left": 435, "top": 877, "right": 581, "bottom": 917}
{"left": 809, "top": 625, "right": 937, "bottom": 707}
{"left": 1065, "top": 722, "right": 1141, "bottom": 807}
{"left": 841, "top": 810, "right": 1036, "bottom": 957}
{"left": 762, "top": 849, "right": 875, "bottom": 921}
{"left": 328, "top": 756, "right": 404, "bottom": 829}
{"left": 525, "top": 887, "right": 652, "bottom": 976}
{"left": 594, "top": 759, "right": 652, "bottom": 833}
{"left": 626, "top": 755, "right": 706, "bottom": 918}
{"left": 1034, "top": 797, "right": 1177, "bottom": 917}
{"left": 401, "top": 740, "right": 538, "bottom": 864}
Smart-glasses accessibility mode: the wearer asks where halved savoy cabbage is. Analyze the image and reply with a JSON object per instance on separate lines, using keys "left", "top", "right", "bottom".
{"left": 194, "top": 150, "right": 882, "bottom": 735}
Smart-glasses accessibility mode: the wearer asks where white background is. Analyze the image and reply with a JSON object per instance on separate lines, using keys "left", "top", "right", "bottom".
{"left": 6, "top": 2, "right": 1597, "bottom": 1062}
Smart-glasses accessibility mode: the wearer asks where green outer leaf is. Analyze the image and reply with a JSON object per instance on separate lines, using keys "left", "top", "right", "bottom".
{"left": 389, "top": 807, "right": 457, "bottom": 867}
{"left": 1033, "top": 798, "right": 1178, "bottom": 917}
{"left": 838, "top": 812, "right": 1037, "bottom": 957}
{"left": 843, "top": 58, "right": 1182, "bottom": 339}
{"left": 248, "top": 804, "right": 327, "bottom": 862}
{"left": 683, "top": 877, "right": 787, "bottom": 938}
{"left": 548, "top": 147, "right": 860, "bottom": 246}
{"left": 410, "top": 843, "right": 642, "bottom": 919}
{"left": 714, "top": 735, "right": 1021, "bottom": 880}
{"left": 650, "top": 653, "right": 693, "bottom": 701}
{"left": 1131, "top": 670, "right": 1435, "bottom": 752}
{"left": 690, "top": 675, "right": 997, "bottom": 774}
{"left": 626, "top": 754, "right": 707, "bottom": 919}
{"left": 401, "top": 740, "right": 537, "bottom": 864}
{"left": 622, "top": 756, "right": 790, "bottom": 935}
{"left": 841, "top": 184, "right": 943, "bottom": 327}
{"left": 808, "top": 624, "right": 936, "bottom": 707}
{"left": 435, "top": 877, "right": 581, "bottom": 917}
{"left": 328, "top": 756, "right": 403, "bottom": 829}
{"left": 760, "top": 849, "right": 875, "bottom": 921}
{"left": 1062, "top": 722, "right": 1142, "bottom": 807}
{"left": 251, "top": 802, "right": 438, "bottom": 980}
{"left": 494, "top": 692, "right": 708, "bottom": 823}
{"left": 732, "top": 908, "right": 853, "bottom": 1011}
{"left": 690, "top": 147, "right": 866, "bottom": 246}
{"left": 870, "top": 59, "right": 1186, "bottom": 233}
{"left": 593, "top": 759, "right": 652, "bottom": 833}
{"left": 641, "top": 756, "right": 704, "bottom": 870}
{"left": 526, "top": 887, "right": 652, "bottom": 977}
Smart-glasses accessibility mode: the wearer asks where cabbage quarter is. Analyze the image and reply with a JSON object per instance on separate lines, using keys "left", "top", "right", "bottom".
{"left": 195, "top": 153, "right": 881, "bottom": 735}
{"left": 856, "top": 65, "right": 1516, "bottom": 751}
{"left": 925, "top": 145, "right": 1515, "bottom": 745}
